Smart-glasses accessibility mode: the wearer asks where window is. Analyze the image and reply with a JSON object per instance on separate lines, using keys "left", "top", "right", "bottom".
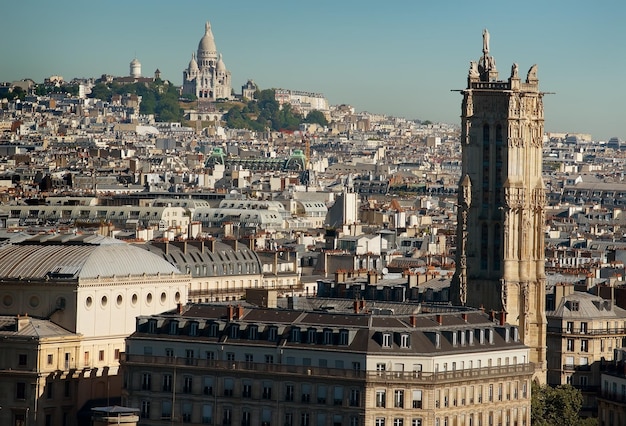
{"left": 285, "top": 413, "right": 293, "bottom": 426}
{"left": 46, "top": 382, "right": 54, "bottom": 399}
{"left": 224, "top": 378, "right": 234, "bottom": 396}
{"left": 350, "top": 389, "right": 360, "bottom": 407}
{"left": 393, "top": 419, "right": 403, "bottom": 426}
{"left": 376, "top": 363, "right": 386, "bottom": 375}
{"left": 114, "top": 348, "right": 120, "bottom": 360}
{"left": 245, "top": 354, "right": 254, "bottom": 365}
{"left": 18, "top": 353, "right": 27, "bottom": 366}
{"left": 184, "top": 376, "right": 193, "bottom": 393}
{"left": 162, "top": 401, "right": 172, "bottom": 419}
{"left": 324, "top": 329, "right": 333, "bottom": 344}
{"left": 169, "top": 321, "right": 179, "bottom": 335}
{"left": 185, "top": 349, "right": 195, "bottom": 364}
{"left": 16, "top": 382, "right": 26, "bottom": 399}
{"left": 317, "top": 384, "right": 327, "bottom": 404}
{"left": 571, "top": 301, "right": 580, "bottom": 311}
{"left": 302, "top": 384, "right": 311, "bottom": 403}
{"left": 163, "top": 374, "right": 172, "bottom": 392}
{"left": 223, "top": 407, "right": 232, "bottom": 425}
{"left": 352, "top": 362, "right": 361, "bottom": 371}
{"left": 412, "top": 420, "right": 423, "bottom": 426}
{"left": 166, "top": 348, "right": 174, "bottom": 359}
{"left": 376, "top": 418, "right": 385, "bottom": 426}
{"left": 394, "top": 390, "right": 404, "bottom": 408}
{"left": 581, "top": 340, "right": 589, "bottom": 352}
{"left": 382, "top": 333, "right": 392, "bottom": 348}
{"left": 64, "top": 381, "right": 71, "bottom": 397}
{"left": 242, "top": 410, "right": 251, "bottom": 426}
{"left": 334, "top": 386, "right": 344, "bottom": 405}
{"left": 265, "top": 354, "right": 274, "bottom": 364}
{"left": 302, "top": 413, "right": 310, "bottom": 426}
{"left": 401, "top": 334, "right": 410, "bottom": 348}
{"left": 190, "top": 322, "right": 199, "bottom": 336}
{"left": 412, "top": 390, "right": 423, "bottom": 408}
{"left": 226, "top": 352, "right": 235, "bottom": 361}
{"left": 243, "top": 382, "right": 252, "bottom": 398}
{"left": 566, "top": 321, "right": 574, "bottom": 333}
{"left": 488, "top": 385, "right": 493, "bottom": 402}
{"left": 141, "top": 400, "right": 150, "bottom": 419}
{"left": 567, "top": 339, "right": 574, "bottom": 351}
{"left": 376, "top": 390, "right": 386, "bottom": 408}
{"left": 99, "top": 350, "right": 104, "bottom": 362}
{"left": 202, "top": 405, "right": 213, "bottom": 425}
{"left": 203, "top": 376, "right": 214, "bottom": 395}
{"left": 580, "top": 322, "right": 588, "bottom": 333}
{"left": 268, "top": 326, "right": 278, "bottom": 341}
{"left": 285, "top": 384, "right": 295, "bottom": 401}
{"left": 47, "top": 354, "right": 53, "bottom": 365}
{"left": 142, "top": 373, "right": 152, "bottom": 390}
{"left": 339, "top": 330, "right": 349, "bottom": 345}
{"left": 263, "top": 381, "right": 273, "bottom": 399}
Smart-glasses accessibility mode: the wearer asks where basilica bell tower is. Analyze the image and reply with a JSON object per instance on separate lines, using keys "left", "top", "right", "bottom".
{"left": 451, "top": 30, "right": 547, "bottom": 379}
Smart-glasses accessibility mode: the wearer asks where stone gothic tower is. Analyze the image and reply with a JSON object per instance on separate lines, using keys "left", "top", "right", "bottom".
{"left": 451, "top": 30, "right": 547, "bottom": 379}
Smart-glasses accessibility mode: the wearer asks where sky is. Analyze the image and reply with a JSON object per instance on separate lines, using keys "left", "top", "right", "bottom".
{"left": 2, "top": 0, "right": 625, "bottom": 140}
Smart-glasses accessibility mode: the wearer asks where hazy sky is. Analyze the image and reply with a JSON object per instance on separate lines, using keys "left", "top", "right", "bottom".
{"left": 2, "top": 0, "right": 625, "bottom": 140}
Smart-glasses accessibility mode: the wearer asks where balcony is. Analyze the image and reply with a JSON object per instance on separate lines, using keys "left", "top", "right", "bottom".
{"left": 120, "top": 353, "right": 534, "bottom": 384}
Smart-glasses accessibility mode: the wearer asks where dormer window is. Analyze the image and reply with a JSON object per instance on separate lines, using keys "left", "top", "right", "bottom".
{"left": 323, "top": 329, "right": 333, "bottom": 345}
{"left": 268, "top": 326, "right": 278, "bottom": 342}
{"left": 307, "top": 328, "right": 317, "bottom": 344}
{"left": 148, "top": 319, "right": 157, "bottom": 333}
{"left": 339, "top": 330, "right": 349, "bottom": 346}
{"left": 291, "top": 328, "right": 301, "bottom": 343}
{"left": 230, "top": 324, "right": 240, "bottom": 339}
{"left": 382, "top": 333, "right": 392, "bottom": 348}
{"left": 189, "top": 322, "right": 198, "bottom": 337}
{"left": 571, "top": 301, "right": 580, "bottom": 311}
{"left": 208, "top": 323, "right": 219, "bottom": 338}
{"left": 400, "top": 334, "right": 410, "bottom": 348}
{"left": 169, "top": 321, "right": 179, "bottom": 335}
{"left": 248, "top": 325, "right": 258, "bottom": 340}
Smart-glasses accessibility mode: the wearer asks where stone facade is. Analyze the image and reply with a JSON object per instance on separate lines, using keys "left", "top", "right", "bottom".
{"left": 182, "top": 22, "right": 232, "bottom": 101}
{"left": 451, "top": 30, "right": 547, "bottom": 381}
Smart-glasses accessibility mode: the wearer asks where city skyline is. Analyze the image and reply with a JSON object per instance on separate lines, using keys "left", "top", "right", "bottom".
{"left": 3, "top": 0, "right": 625, "bottom": 140}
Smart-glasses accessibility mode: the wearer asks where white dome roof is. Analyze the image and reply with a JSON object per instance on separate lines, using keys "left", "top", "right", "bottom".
{"left": 198, "top": 21, "right": 217, "bottom": 54}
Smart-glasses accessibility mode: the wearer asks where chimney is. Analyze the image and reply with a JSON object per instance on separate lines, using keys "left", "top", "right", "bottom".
{"left": 15, "top": 314, "right": 29, "bottom": 332}
{"left": 354, "top": 300, "right": 360, "bottom": 314}
{"left": 410, "top": 315, "right": 417, "bottom": 327}
{"left": 436, "top": 314, "right": 443, "bottom": 326}
{"left": 177, "top": 302, "right": 183, "bottom": 315}
{"left": 208, "top": 238, "right": 217, "bottom": 253}
{"left": 360, "top": 300, "right": 366, "bottom": 312}
{"left": 489, "top": 310, "right": 495, "bottom": 322}
{"left": 499, "top": 311, "right": 506, "bottom": 326}
{"left": 461, "top": 313, "right": 468, "bottom": 322}
{"left": 236, "top": 305, "right": 244, "bottom": 319}
{"left": 227, "top": 305, "right": 235, "bottom": 321}
{"left": 187, "top": 239, "right": 205, "bottom": 253}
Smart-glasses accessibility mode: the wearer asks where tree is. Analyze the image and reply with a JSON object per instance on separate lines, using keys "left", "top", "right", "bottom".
{"left": 304, "top": 109, "right": 328, "bottom": 127}
{"left": 531, "top": 383, "right": 596, "bottom": 426}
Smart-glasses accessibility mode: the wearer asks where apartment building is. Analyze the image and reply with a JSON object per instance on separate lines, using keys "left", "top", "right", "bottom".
{"left": 121, "top": 304, "right": 533, "bottom": 426}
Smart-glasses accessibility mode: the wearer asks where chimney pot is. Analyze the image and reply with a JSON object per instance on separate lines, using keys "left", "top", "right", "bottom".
{"left": 436, "top": 314, "right": 443, "bottom": 325}
{"left": 227, "top": 305, "right": 235, "bottom": 321}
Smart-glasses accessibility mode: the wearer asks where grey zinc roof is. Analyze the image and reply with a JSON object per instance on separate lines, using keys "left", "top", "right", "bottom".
{"left": 0, "top": 234, "right": 181, "bottom": 280}
{"left": 546, "top": 291, "right": 626, "bottom": 319}
{"left": 0, "top": 315, "right": 76, "bottom": 338}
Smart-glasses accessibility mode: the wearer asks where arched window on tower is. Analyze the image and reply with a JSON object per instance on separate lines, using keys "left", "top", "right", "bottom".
{"left": 493, "top": 224, "right": 502, "bottom": 270}
{"left": 482, "top": 124, "right": 490, "bottom": 205}
{"left": 495, "top": 124, "right": 504, "bottom": 206}
{"left": 481, "top": 223, "right": 488, "bottom": 270}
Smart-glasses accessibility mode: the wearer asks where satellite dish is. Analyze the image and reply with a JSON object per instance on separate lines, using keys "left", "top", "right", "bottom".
{"left": 382, "top": 267, "right": 389, "bottom": 275}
